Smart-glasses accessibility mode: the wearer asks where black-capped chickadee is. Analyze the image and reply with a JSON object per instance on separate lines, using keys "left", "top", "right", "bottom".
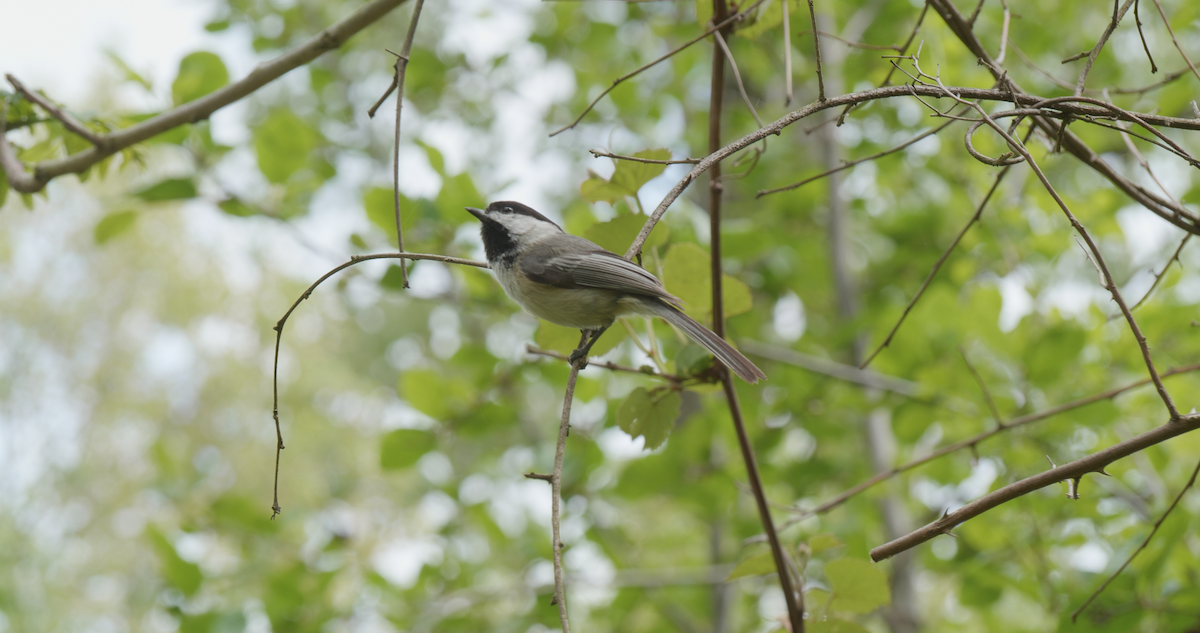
{"left": 467, "top": 201, "right": 766, "bottom": 383}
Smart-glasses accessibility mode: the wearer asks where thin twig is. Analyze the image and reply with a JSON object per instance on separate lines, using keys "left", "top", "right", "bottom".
{"left": 806, "top": 0, "right": 826, "bottom": 102}
{"left": 870, "top": 412, "right": 1200, "bottom": 562}
{"left": 778, "top": 363, "right": 1200, "bottom": 526}
{"left": 1133, "top": 0, "right": 1158, "bottom": 73}
{"left": 708, "top": 3, "right": 803, "bottom": 627}
{"left": 5, "top": 74, "right": 105, "bottom": 146}
{"left": 713, "top": 31, "right": 763, "bottom": 128}
{"left": 1129, "top": 233, "right": 1192, "bottom": 312}
{"left": 548, "top": 0, "right": 766, "bottom": 137}
{"left": 795, "top": 30, "right": 902, "bottom": 52}
{"left": 589, "top": 149, "right": 700, "bottom": 165}
{"left": 0, "top": 0, "right": 409, "bottom": 194}
{"left": 1072, "top": 0, "right": 1136, "bottom": 96}
{"left": 739, "top": 341, "right": 920, "bottom": 396}
{"left": 270, "top": 251, "right": 486, "bottom": 517}
{"left": 386, "top": 0, "right": 425, "bottom": 289}
{"left": 783, "top": 0, "right": 793, "bottom": 107}
{"left": 835, "top": 2, "right": 928, "bottom": 126}
{"left": 859, "top": 142, "right": 1020, "bottom": 368}
{"left": 757, "top": 118, "right": 956, "bottom": 197}
{"left": 625, "top": 83, "right": 1200, "bottom": 260}
{"left": 994, "top": 0, "right": 1010, "bottom": 65}
{"left": 545, "top": 332, "right": 586, "bottom": 632}
{"left": 1072, "top": 457, "right": 1200, "bottom": 621}
{"left": 959, "top": 346, "right": 1004, "bottom": 428}
{"left": 1149, "top": 0, "right": 1200, "bottom": 84}
{"left": 525, "top": 344, "right": 684, "bottom": 382}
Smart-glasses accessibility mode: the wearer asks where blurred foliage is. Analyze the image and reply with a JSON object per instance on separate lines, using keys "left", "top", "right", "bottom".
{"left": 3, "top": 0, "right": 1200, "bottom": 632}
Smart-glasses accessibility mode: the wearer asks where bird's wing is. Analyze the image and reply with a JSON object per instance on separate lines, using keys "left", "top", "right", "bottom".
{"left": 521, "top": 236, "right": 681, "bottom": 306}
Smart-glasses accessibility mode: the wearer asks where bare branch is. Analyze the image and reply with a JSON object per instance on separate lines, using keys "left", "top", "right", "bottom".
{"left": 589, "top": 149, "right": 700, "bottom": 165}
{"left": 795, "top": 30, "right": 902, "bottom": 52}
{"left": 1070, "top": 0, "right": 1136, "bottom": 96}
{"left": 1130, "top": 234, "right": 1192, "bottom": 312}
{"left": 960, "top": 346, "right": 1004, "bottom": 427}
{"left": 5, "top": 74, "right": 105, "bottom": 146}
{"left": 713, "top": 31, "right": 763, "bottom": 128}
{"left": 781, "top": 363, "right": 1200, "bottom": 524}
{"left": 1149, "top": 0, "right": 1200, "bottom": 84}
{"left": 548, "top": 0, "right": 765, "bottom": 137}
{"left": 2, "top": 0, "right": 410, "bottom": 194}
{"left": 805, "top": 0, "right": 826, "bottom": 102}
{"left": 270, "top": 251, "right": 486, "bottom": 517}
{"left": 1072, "top": 457, "right": 1200, "bottom": 620}
{"left": 386, "top": 0, "right": 426, "bottom": 289}
{"left": 739, "top": 340, "right": 920, "bottom": 396}
{"left": 870, "top": 412, "right": 1200, "bottom": 562}
{"left": 525, "top": 344, "right": 683, "bottom": 382}
{"left": 544, "top": 333, "right": 587, "bottom": 632}
{"left": 1133, "top": 0, "right": 1159, "bottom": 73}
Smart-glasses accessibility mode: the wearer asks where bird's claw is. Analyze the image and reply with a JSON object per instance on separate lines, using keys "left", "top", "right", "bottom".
{"left": 568, "top": 348, "right": 589, "bottom": 369}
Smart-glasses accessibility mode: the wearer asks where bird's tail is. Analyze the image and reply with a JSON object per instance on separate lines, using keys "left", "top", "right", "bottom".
{"left": 642, "top": 300, "right": 767, "bottom": 383}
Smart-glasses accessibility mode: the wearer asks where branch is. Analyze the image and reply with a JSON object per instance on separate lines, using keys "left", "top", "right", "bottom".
{"left": 1070, "top": 0, "right": 1136, "bottom": 96}
{"left": 870, "top": 412, "right": 1200, "bottom": 562}
{"left": 1071, "top": 457, "right": 1200, "bottom": 621}
{"left": 548, "top": 0, "right": 765, "bottom": 137}
{"left": 626, "top": 83, "right": 1200, "bottom": 259}
{"left": 525, "top": 344, "right": 683, "bottom": 382}
{"left": 3, "top": 0, "right": 409, "bottom": 194}
{"left": 589, "top": 149, "right": 700, "bottom": 165}
{"left": 385, "top": 0, "right": 425, "bottom": 289}
{"left": 5, "top": 74, "right": 105, "bottom": 146}
{"left": 1129, "top": 233, "right": 1191, "bottom": 312}
{"left": 805, "top": 0, "right": 826, "bottom": 102}
{"left": 269, "top": 251, "right": 486, "bottom": 517}
{"left": 0, "top": 107, "right": 41, "bottom": 193}
{"left": 545, "top": 333, "right": 587, "bottom": 632}
{"left": 1149, "top": 0, "right": 1200, "bottom": 84}
{"left": 784, "top": 363, "right": 1200, "bottom": 523}
{"left": 738, "top": 340, "right": 920, "bottom": 396}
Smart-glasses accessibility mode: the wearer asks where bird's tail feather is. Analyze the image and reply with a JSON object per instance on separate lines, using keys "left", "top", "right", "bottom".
{"left": 643, "top": 300, "right": 766, "bottom": 383}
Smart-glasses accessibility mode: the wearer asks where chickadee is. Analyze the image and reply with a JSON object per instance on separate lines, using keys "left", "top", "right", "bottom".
{"left": 467, "top": 201, "right": 766, "bottom": 383}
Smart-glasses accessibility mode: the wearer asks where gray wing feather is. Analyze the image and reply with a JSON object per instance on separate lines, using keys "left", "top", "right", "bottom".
{"left": 521, "top": 236, "right": 681, "bottom": 306}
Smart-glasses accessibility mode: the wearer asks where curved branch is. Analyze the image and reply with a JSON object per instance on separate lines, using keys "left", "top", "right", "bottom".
{"left": 3, "top": 0, "right": 409, "bottom": 194}
{"left": 870, "top": 412, "right": 1200, "bottom": 562}
{"left": 269, "top": 251, "right": 486, "bottom": 517}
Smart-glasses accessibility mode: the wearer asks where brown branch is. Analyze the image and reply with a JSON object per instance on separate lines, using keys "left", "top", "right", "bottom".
{"left": 544, "top": 332, "right": 586, "bottom": 632}
{"left": 739, "top": 340, "right": 920, "bottom": 396}
{"left": 960, "top": 346, "right": 1004, "bottom": 427}
{"left": 525, "top": 344, "right": 683, "bottom": 382}
{"left": 1071, "top": 0, "right": 1136, "bottom": 96}
{"left": 926, "top": 0, "right": 1200, "bottom": 236}
{"left": 2, "top": 0, "right": 409, "bottom": 194}
{"left": 269, "top": 251, "right": 486, "bottom": 517}
{"left": 859, "top": 144, "right": 1019, "bottom": 369}
{"left": 547, "top": 0, "right": 765, "bottom": 137}
{"left": 1149, "top": 0, "right": 1200, "bottom": 84}
{"left": 805, "top": 0, "right": 825, "bottom": 102}
{"left": 1133, "top": 0, "right": 1159, "bottom": 73}
{"left": 386, "top": 0, "right": 425, "bottom": 289}
{"left": 1072, "top": 457, "right": 1200, "bottom": 621}
{"left": 713, "top": 30, "right": 764, "bottom": 128}
{"left": 795, "top": 30, "right": 902, "bottom": 52}
{"left": 994, "top": 0, "right": 1011, "bottom": 65}
{"left": 870, "top": 412, "right": 1200, "bottom": 562}
{"left": 5, "top": 74, "right": 105, "bottom": 146}
{"left": 0, "top": 107, "right": 41, "bottom": 193}
{"left": 757, "top": 118, "right": 956, "bottom": 197}
{"left": 782, "top": 363, "right": 1200, "bottom": 524}
{"left": 1130, "top": 233, "right": 1192, "bottom": 312}
{"left": 835, "top": 2, "right": 928, "bottom": 126}
{"left": 589, "top": 149, "right": 700, "bottom": 165}
{"left": 627, "top": 82, "right": 1200, "bottom": 260}
{"left": 709, "top": 3, "right": 803, "bottom": 628}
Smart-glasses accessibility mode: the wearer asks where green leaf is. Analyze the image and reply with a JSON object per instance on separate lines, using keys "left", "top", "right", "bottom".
{"left": 826, "top": 557, "right": 890, "bottom": 614}
{"left": 147, "top": 528, "right": 202, "bottom": 596}
{"left": 418, "top": 141, "right": 445, "bottom": 173}
{"left": 617, "top": 386, "right": 681, "bottom": 450}
{"left": 94, "top": 211, "right": 138, "bottom": 244}
{"left": 581, "top": 149, "right": 670, "bottom": 203}
{"left": 696, "top": 0, "right": 714, "bottom": 27}
{"left": 172, "top": 52, "right": 229, "bottom": 106}
{"left": 0, "top": 172, "right": 9, "bottom": 208}
{"left": 534, "top": 321, "right": 625, "bottom": 360}
{"left": 379, "top": 429, "right": 436, "bottom": 471}
{"left": 726, "top": 550, "right": 776, "bottom": 580}
{"left": 398, "top": 369, "right": 469, "bottom": 419}
{"left": 106, "top": 51, "right": 153, "bottom": 90}
{"left": 662, "top": 243, "right": 753, "bottom": 321}
{"left": 218, "top": 198, "right": 256, "bottom": 217}
{"left": 809, "top": 619, "right": 871, "bottom": 633}
{"left": 674, "top": 343, "right": 714, "bottom": 376}
{"left": 134, "top": 178, "right": 196, "bottom": 201}
{"left": 253, "top": 109, "right": 320, "bottom": 184}
{"left": 211, "top": 494, "right": 275, "bottom": 534}
{"left": 809, "top": 533, "right": 844, "bottom": 554}
{"left": 582, "top": 213, "right": 669, "bottom": 254}
{"left": 739, "top": 0, "right": 802, "bottom": 40}
{"left": 380, "top": 264, "right": 409, "bottom": 291}
{"left": 435, "top": 172, "right": 485, "bottom": 227}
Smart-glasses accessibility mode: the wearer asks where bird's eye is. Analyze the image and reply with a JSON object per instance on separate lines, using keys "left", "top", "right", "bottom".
{"left": 503, "top": 206, "right": 513, "bottom": 214}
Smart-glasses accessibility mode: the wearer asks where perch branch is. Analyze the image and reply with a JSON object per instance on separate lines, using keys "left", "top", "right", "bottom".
{"left": 5, "top": 74, "right": 105, "bottom": 146}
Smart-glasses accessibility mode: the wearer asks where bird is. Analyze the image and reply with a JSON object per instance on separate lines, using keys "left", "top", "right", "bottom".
{"left": 466, "top": 201, "right": 765, "bottom": 383}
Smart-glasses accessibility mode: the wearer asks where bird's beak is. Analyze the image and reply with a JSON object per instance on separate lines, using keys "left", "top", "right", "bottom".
{"left": 466, "top": 207, "right": 486, "bottom": 221}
